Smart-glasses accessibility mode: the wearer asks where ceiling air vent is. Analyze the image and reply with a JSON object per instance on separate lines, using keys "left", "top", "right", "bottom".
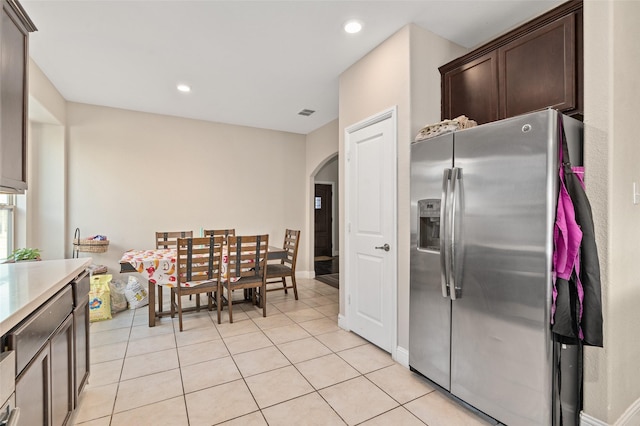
{"left": 298, "top": 109, "right": 315, "bottom": 116}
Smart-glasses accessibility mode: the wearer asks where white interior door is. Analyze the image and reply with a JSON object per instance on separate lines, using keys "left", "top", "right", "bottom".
{"left": 345, "top": 108, "right": 397, "bottom": 353}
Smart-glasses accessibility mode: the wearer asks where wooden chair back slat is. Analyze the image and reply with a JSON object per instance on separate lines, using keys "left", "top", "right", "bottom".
{"left": 155, "top": 231, "right": 193, "bottom": 249}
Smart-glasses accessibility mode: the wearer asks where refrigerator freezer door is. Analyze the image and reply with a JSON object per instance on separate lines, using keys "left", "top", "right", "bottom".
{"left": 450, "top": 110, "right": 558, "bottom": 426}
{"left": 409, "top": 132, "right": 454, "bottom": 390}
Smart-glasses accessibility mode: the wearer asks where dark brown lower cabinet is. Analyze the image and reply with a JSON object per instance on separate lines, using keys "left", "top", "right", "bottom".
{"left": 51, "top": 315, "right": 74, "bottom": 426}
{"left": 15, "top": 314, "right": 74, "bottom": 426}
{"left": 15, "top": 343, "right": 50, "bottom": 426}
{"left": 73, "top": 286, "right": 90, "bottom": 405}
{"left": 10, "top": 271, "right": 90, "bottom": 426}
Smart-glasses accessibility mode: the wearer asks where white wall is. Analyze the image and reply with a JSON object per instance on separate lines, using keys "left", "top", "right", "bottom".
{"left": 338, "top": 24, "right": 467, "bottom": 351}
{"left": 582, "top": 1, "right": 640, "bottom": 424}
{"left": 63, "top": 102, "right": 309, "bottom": 276}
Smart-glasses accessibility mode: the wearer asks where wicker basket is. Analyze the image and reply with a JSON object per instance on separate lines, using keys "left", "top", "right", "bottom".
{"left": 73, "top": 238, "right": 109, "bottom": 253}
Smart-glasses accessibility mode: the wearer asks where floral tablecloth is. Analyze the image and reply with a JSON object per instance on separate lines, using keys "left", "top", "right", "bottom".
{"left": 120, "top": 249, "right": 177, "bottom": 286}
{"left": 120, "top": 247, "right": 246, "bottom": 287}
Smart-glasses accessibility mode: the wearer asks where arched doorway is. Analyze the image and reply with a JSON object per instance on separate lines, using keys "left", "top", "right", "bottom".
{"left": 314, "top": 154, "right": 339, "bottom": 287}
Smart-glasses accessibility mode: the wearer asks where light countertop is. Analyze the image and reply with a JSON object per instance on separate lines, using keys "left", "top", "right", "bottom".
{"left": 0, "top": 258, "right": 92, "bottom": 336}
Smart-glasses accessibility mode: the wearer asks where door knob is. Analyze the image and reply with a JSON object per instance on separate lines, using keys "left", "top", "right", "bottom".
{"left": 375, "top": 243, "right": 390, "bottom": 252}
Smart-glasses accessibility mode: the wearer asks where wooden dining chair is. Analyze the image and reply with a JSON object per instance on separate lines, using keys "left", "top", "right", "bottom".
{"left": 155, "top": 231, "right": 193, "bottom": 310}
{"left": 204, "top": 228, "right": 235, "bottom": 243}
{"left": 218, "top": 234, "right": 269, "bottom": 324}
{"left": 156, "top": 231, "right": 193, "bottom": 249}
{"left": 266, "top": 229, "right": 300, "bottom": 300}
{"left": 171, "top": 235, "right": 224, "bottom": 331}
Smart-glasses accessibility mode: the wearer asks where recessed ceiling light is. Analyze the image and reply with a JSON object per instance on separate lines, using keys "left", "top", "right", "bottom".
{"left": 344, "top": 20, "right": 362, "bottom": 34}
{"left": 177, "top": 84, "right": 191, "bottom": 93}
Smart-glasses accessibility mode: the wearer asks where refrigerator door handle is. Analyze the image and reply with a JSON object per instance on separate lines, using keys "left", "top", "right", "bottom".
{"left": 450, "top": 167, "right": 462, "bottom": 300}
{"left": 440, "top": 168, "right": 451, "bottom": 298}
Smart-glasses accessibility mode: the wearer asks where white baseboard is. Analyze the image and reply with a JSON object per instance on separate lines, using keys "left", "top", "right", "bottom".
{"left": 395, "top": 345, "right": 409, "bottom": 367}
{"left": 296, "top": 270, "right": 314, "bottom": 279}
{"left": 580, "top": 397, "right": 640, "bottom": 426}
{"left": 581, "top": 412, "right": 609, "bottom": 426}
{"left": 614, "top": 397, "right": 640, "bottom": 426}
{"left": 338, "top": 314, "right": 349, "bottom": 331}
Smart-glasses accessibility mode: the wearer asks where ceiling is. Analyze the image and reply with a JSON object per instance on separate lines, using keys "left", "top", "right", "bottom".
{"left": 22, "top": 0, "right": 564, "bottom": 135}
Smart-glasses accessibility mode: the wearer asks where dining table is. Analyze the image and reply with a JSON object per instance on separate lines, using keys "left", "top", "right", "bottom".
{"left": 120, "top": 245, "right": 286, "bottom": 327}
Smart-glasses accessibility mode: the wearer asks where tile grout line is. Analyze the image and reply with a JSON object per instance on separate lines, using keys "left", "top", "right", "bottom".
{"left": 82, "top": 279, "right": 344, "bottom": 425}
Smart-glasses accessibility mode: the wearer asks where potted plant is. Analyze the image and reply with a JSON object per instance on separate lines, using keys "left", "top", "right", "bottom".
{"left": 10, "top": 247, "right": 42, "bottom": 262}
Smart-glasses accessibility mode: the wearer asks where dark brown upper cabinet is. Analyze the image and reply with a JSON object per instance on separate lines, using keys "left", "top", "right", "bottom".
{"left": 442, "top": 51, "right": 499, "bottom": 125}
{"left": 440, "top": 0, "right": 582, "bottom": 125}
{"left": 0, "top": 0, "right": 36, "bottom": 193}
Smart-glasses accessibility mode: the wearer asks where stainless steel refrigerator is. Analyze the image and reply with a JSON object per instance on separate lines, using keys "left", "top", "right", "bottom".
{"left": 409, "top": 109, "right": 580, "bottom": 426}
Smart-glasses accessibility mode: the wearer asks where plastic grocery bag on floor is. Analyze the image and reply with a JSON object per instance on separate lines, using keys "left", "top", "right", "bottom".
{"left": 89, "top": 274, "right": 112, "bottom": 322}
{"left": 109, "top": 278, "right": 128, "bottom": 313}
{"left": 124, "top": 276, "right": 149, "bottom": 309}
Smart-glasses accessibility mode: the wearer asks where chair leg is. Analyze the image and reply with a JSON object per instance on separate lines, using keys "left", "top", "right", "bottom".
{"left": 177, "top": 290, "right": 184, "bottom": 332}
{"left": 170, "top": 288, "right": 176, "bottom": 318}
{"left": 282, "top": 277, "right": 288, "bottom": 294}
{"left": 261, "top": 284, "right": 267, "bottom": 317}
{"left": 158, "top": 285, "right": 164, "bottom": 313}
{"left": 216, "top": 285, "right": 222, "bottom": 324}
{"left": 228, "top": 286, "right": 233, "bottom": 323}
{"left": 291, "top": 275, "right": 299, "bottom": 300}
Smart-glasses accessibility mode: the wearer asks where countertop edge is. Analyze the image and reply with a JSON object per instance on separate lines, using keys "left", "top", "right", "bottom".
{"left": 0, "top": 258, "right": 92, "bottom": 336}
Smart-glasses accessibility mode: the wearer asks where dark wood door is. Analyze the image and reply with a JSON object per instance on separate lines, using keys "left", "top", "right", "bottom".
{"left": 314, "top": 184, "right": 332, "bottom": 257}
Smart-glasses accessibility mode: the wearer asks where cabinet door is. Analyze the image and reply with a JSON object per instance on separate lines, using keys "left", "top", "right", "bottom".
{"left": 73, "top": 300, "right": 90, "bottom": 406}
{"left": 441, "top": 51, "right": 499, "bottom": 125}
{"left": 50, "top": 315, "right": 74, "bottom": 426}
{"left": 0, "top": 0, "right": 30, "bottom": 191}
{"left": 498, "top": 14, "right": 576, "bottom": 118}
{"left": 16, "top": 343, "right": 51, "bottom": 426}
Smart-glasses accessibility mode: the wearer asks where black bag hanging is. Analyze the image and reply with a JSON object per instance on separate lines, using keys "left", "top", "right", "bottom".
{"left": 553, "top": 116, "right": 603, "bottom": 347}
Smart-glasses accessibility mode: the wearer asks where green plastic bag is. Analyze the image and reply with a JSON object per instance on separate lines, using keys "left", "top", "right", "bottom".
{"left": 89, "top": 274, "right": 112, "bottom": 322}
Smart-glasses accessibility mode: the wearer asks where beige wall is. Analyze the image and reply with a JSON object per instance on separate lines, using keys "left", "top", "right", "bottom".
{"left": 28, "top": 62, "right": 314, "bottom": 278}
{"left": 25, "top": 61, "right": 67, "bottom": 258}
{"left": 583, "top": 0, "right": 640, "bottom": 424}
{"left": 338, "top": 24, "right": 466, "bottom": 352}
{"left": 27, "top": 123, "right": 66, "bottom": 259}
{"left": 63, "top": 102, "right": 309, "bottom": 276}
{"left": 28, "top": 58, "right": 66, "bottom": 125}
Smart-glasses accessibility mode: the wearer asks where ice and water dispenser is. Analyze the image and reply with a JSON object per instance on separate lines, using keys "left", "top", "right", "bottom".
{"left": 418, "top": 199, "right": 440, "bottom": 251}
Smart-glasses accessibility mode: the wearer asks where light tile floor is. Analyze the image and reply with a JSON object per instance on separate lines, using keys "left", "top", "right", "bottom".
{"left": 73, "top": 278, "right": 493, "bottom": 426}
